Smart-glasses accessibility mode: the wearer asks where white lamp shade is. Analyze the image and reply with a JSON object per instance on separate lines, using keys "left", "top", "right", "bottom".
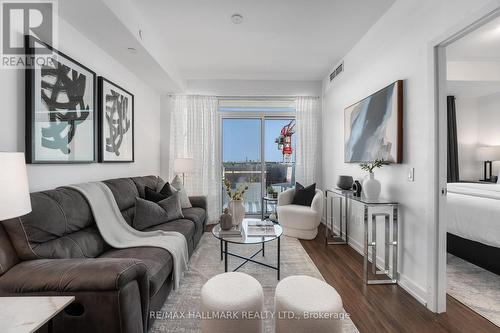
{"left": 0, "top": 152, "right": 31, "bottom": 220}
{"left": 476, "top": 146, "right": 500, "bottom": 161}
{"left": 174, "top": 158, "right": 195, "bottom": 173}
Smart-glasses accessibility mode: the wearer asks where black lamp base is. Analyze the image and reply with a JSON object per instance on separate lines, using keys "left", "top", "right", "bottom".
{"left": 483, "top": 160, "right": 493, "bottom": 181}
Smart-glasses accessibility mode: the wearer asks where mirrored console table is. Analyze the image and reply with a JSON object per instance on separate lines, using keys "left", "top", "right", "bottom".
{"left": 325, "top": 188, "right": 400, "bottom": 285}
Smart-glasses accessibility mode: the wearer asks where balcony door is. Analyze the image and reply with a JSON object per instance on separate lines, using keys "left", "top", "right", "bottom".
{"left": 221, "top": 113, "right": 295, "bottom": 216}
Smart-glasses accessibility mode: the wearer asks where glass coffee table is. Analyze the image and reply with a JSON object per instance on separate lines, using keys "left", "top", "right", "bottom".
{"left": 212, "top": 218, "right": 283, "bottom": 280}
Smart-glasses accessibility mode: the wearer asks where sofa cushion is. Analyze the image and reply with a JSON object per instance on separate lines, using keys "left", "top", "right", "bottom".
{"left": 99, "top": 247, "right": 172, "bottom": 297}
{"left": 145, "top": 220, "right": 196, "bottom": 255}
{"left": 2, "top": 189, "right": 107, "bottom": 260}
{"left": 182, "top": 207, "right": 206, "bottom": 234}
{"left": 0, "top": 224, "right": 19, "bottom": 276}
{"left": 133, "top": 198, "right": 170, "bottom": 231}
{"left": 131, "top": 175, "right": 161, "bottom": 199}
{"left": 103, "top": 178, "right": 139, "bottom": 211}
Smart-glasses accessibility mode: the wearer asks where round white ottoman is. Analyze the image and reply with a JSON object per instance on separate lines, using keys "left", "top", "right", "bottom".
{"left": 201, "top": 272, "right": 264, "bottom": 333}
{"left": 275, "top": 275, "right": 344, "bottom": 333}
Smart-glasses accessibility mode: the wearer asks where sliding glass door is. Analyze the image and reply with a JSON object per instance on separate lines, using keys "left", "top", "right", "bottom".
{"left": 222, "top": 119, "right": 262, "bottom": 215}
{"left": 222, "top": 116, "right": 295, "bottom": 216}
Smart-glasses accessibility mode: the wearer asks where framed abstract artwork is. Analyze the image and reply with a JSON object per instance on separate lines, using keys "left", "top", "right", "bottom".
{"left": 98, "top": 77, "right": 134, "bottom": 163}
{"left": 344, "top": 80, "right": 403, "bottom": 163}
{"left": 25, "top": 36, "right": 97, "bottom": 163}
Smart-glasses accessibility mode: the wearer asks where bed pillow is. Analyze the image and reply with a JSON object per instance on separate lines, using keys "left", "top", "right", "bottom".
{"left": 171, "top": 175, "right": 192, "bottom": 209}
{"left": 157, "top": 192, "right": 184, "bottom": 221}
{"left": 133, "top": 197, "right": 170, "bottom": 230}
{"left": 292, "top": 182, "right": 316, "bottom": 206}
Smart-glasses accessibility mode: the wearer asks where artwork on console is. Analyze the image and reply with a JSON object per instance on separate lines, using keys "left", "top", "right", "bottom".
{"left": 98, "top": 77, "right": 134, "bottom": 162}
{"left": 344, "top": 80, "right": 403, "bottom": 163}
{"left": 25, "top": 36, "right": 97, "bottom": 163}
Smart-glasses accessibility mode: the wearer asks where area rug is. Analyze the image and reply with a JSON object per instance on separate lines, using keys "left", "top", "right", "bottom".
{"left": 150, "top": 232, "right": 358, "bottom": 332}
{"left": 447, "top": 254, "right": 500, "bottom": 327}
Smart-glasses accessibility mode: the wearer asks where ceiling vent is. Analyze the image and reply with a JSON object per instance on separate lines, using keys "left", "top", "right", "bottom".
{"left": 329, "top": 61, "right": 344, "bottom": 81}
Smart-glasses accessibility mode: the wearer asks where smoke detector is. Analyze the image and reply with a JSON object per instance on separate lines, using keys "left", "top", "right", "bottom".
{"left": 231, "top": 14, "right": 243, "bottom": 24}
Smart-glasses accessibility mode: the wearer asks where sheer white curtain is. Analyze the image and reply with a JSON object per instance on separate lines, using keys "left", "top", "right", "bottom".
{"left": 295, "top": 96, "right": 322, "bottom": 186}
{"left": 169, "top": 95, "right": 220, "bottom": 223}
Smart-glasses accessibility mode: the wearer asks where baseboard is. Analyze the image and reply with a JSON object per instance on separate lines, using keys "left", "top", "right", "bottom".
{"left": 330, "top": 225, "right": 428, "bottom": 306}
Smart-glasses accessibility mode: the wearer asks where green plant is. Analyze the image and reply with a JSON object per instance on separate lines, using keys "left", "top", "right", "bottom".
{"left": 267, "top": 186, "right": 276, "bottom": 195}
{"left": 224, "top": 179, "right": 249, "bottom": 200}
{"left": 359, "top": 159, "right": 390, "bottom": 174}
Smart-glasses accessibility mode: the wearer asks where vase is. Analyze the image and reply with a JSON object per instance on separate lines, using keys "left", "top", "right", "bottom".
{"left": 337, "top": 175, "right": 354, "bottom": 190}
{"left": 228, "top": 200, "right": 245, "bottom": 226}
{"left": 363, "top": 173, "right": 381, "bottom": 200}
{"left": 220, "top": 208, "right": 233, "bottom": 230}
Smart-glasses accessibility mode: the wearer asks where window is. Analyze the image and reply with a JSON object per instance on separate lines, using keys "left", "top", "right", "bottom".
{"left": 220, "top": 100, "right": 296, "bottom": 215}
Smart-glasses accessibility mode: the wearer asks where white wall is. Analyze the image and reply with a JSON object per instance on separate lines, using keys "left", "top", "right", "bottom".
{"left": 186, "top": 79, "right": 322, "bottom": 97}
{"left": 478, "top": 92, "right": 500, "bottom": 177}
{"left": 455, "top": 97, "right": 482, "bottom": 181}
{"left": 321, "top": 0, "right": 498, "bottom": 307}
{"left": 0, "top": 17, "right": 162, "bottom": 192}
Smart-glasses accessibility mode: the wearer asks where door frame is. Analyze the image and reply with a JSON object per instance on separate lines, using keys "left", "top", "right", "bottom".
{"left": 219, "top": 111, "right": 296, "bottom": 216}
{"left": 429, "top": 5, "right": 500, "bottom": 313}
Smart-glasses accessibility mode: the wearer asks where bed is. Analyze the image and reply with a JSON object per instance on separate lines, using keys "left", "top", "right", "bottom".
{"left": 447, "top": 182, "right": 500, "bottom": 275}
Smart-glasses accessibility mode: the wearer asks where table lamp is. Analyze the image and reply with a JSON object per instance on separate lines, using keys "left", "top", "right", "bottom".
{"left": 0, "top": 152, "right": 31, "bottom": 220}
{"left": 173, "top": 158, "right": 195, "bottom": 185}
{"left": 476, "top": 146, "right": 500, "bottom": 182}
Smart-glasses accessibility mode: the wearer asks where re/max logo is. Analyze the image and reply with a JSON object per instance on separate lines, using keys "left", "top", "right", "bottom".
{"left": 1, "top": 0, "right": 54, "bottom": 55}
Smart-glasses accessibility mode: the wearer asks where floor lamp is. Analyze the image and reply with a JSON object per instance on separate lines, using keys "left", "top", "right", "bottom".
{"left": 0, "top": 152, "right": 32, "bottom": 221}
{"left": 174, "top": 158, "right": 195, "bottom": 186}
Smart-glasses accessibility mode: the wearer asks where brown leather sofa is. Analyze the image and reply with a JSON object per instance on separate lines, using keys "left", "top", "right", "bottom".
{"left": 0, "top": 175, "right": 207, "bottom": 333}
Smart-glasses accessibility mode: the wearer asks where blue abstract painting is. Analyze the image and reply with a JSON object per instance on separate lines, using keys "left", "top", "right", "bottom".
{"left": 344, "top": 81, "right": 402, "bottom": 163}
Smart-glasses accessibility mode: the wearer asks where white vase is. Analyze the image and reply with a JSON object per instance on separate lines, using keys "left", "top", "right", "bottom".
{"left": 228, "top": 200, "right": 245, "bottom": 226}
{"left": 363, "top": 173, "right": 381, "bottom": 200}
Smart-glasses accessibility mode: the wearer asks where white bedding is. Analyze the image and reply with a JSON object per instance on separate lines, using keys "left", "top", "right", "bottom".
{"left": 447, "top": 183, "right": 500, "bottom": 248}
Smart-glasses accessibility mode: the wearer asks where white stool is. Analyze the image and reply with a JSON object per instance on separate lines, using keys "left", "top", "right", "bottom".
{"left": 201, "top": 272, "right": 264, "bottom": 333}
{"left": 275, "top": 275, "right": 344, "bottom": 333}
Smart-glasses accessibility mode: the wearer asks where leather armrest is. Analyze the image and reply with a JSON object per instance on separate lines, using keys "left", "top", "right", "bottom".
{"left": 278, "top": 188, "right": 295, "bottom": 206}
{"left": 0, "top": 258, "right": 148, "bottom": 294}
{"left": 189, "top": 195, "right": 207, "bottom": 211}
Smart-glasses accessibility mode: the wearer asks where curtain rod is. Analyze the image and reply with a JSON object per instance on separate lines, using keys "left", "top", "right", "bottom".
{"left": 168, "top": 94, "right": 320, "bottom": 99}
{"left": 216, "top": 95, "right": 319, "bottom": 100}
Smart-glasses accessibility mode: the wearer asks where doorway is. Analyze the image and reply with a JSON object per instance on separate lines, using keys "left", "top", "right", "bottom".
{"left": 435, "top": 9, "right": 500, "bottom": 325}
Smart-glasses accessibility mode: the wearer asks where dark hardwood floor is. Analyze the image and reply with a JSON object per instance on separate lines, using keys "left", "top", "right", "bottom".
{"left": 299, "top": 224, "right": 500, "bottom": 333}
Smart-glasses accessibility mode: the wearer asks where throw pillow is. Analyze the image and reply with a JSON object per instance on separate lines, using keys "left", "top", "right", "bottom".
{"left": 133, "top": 197, "right": 170, "bottom": 230}
{"left": 145, "top": 183, "right": 175, "bottom": 202}
{"left": 156, "top": 177, "right": 167, "bottom": 192}
{"left": 292, "top": 182, "right": 316, "bottom": 206}
{"left": 145, "top": 186, "right": 166, "bottom": 203}
{"left": 157, "top": 192, "right": 184, "bottom": 221}
{"left": 171, "top": 175, "right": 192, "bottom": 209}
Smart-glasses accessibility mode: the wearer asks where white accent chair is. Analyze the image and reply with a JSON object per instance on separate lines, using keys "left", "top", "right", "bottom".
{"left": 277, "top": 188, "right": 324, "bottom": 240}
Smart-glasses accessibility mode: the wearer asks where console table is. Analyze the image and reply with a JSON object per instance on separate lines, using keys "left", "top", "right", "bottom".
{"left": 325, "top": 188, "right": 399, "bottom": 285}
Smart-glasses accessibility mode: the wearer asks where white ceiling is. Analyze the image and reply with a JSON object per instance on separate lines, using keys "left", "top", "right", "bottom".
{"left": 131, "top": 0, "right": 395, "bottom": 81}
{"left": 447, "top": 15, "right": 500, "bottom": 61}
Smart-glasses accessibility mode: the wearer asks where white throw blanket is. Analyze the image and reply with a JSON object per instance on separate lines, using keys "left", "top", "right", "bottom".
{"left": 68, "top": 182, "right": 189, "bottom": 289}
